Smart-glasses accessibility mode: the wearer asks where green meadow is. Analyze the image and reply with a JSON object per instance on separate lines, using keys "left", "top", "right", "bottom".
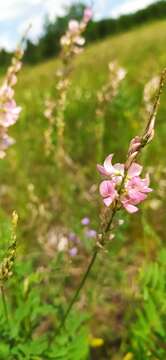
{"left": 0, "top": 19, "right": 166, "bottom": 359}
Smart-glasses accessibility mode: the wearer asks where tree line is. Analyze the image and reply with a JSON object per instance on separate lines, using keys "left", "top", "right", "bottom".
{"left": 0, "top": 1, "right": 166, "bottom": 67}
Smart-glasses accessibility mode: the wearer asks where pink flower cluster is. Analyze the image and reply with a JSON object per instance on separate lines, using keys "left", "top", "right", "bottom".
{"left": 60, "top": 8, "right": 92, "bottom": 55}
{"left": 97, "top": 154, "right": 152, "bottom": 213}
{"left": 0, "top": 85, "right": 21, "bottom": 158}
{"left": 0, "top": 49, "right": 23, "bottom": 158}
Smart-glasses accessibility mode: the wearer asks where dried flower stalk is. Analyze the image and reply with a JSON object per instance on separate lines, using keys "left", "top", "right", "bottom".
{"left": 44, "top": 9, "right": 92, "bottom": 160}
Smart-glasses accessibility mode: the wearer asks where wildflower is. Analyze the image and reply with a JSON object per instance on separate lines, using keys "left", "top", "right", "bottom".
{"left": 121, "top": 175, "right": 152, "bottom": 213}
{"left": 83, "top": 8, "right": 93, "bottom": 23}
{"left": 0, "top": 134, "right": 15, "bottom": 159}
{"left": 97, "top": 154, "right": 124, "bottom": 183}
{"left": 99, "top": 180, "right": 118, "bottom": 207}
{"left": 0, "top": 95, "right": 21, "bottom": 128}
{"left": 44, "top": 9, "right": 92, "bottom": 157}
{"left": 96, "top": 62, "right": 126, "bottom": 116}
{"left": 144, "top": 76, "right": 160, "bottom": 114}
{"left": 0, "top": 43, "right": 24, "bottom": 158}
{"left": 68, "top": 232, "right": 77, "bottom": 241}
{"left": 69, "top": 247, "right": 78, "bottom": 257}
{"left": 81, "top": 217, "right": 90, "bottom": 226}
{"left": 86, "top": 229, "right": 97, "bottom": 238}
{"left": 89, "top": 337, "right": 104, "bottom": 348}
{"left": 68, "top": 20, "right": 80, "bottom": 33}
{"left": 98, "top": 154, "right": 152, "bottom": 213}
{"left": 57, "top": 236, "right": 68, "bottom": 252}
{"left": 118, "top": 219, "right": 124, "bottom": 226}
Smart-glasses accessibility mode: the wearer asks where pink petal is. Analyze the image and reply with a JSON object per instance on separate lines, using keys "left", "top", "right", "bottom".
{"left": 103, "top": 154, "right": 114, "bottom": 174}
{"left": 128, "top": 190, "right": 147, "bottom": 204}
{"left": 128, "top": 163, "right": 142, "bottom": 177}
{"left": 68, "top": 20, "right": 79, "bottom": 32}
{"left": 99, "top": 180, "right": 114, "bottom": 197}
{"left": 83, "top": 8, "right": 93, "bottom": 22}
{"left": 103, "top": 197, "right": 114, "bottom": 207}
{"left": 122, "top": 202, "right": 138, "bottom": 213}
{"left": 97, "top": 164, "right": 109, "bottom": 176}
{"left": 113, "top": 163, "right": 125, "bottom": 176}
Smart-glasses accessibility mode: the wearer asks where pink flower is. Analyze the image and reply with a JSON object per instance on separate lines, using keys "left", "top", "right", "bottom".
{"left": 0, "top": 133, "right": 15, "bottom": 158}
{"left": 0, "top": 99, "right": 21, "bottom": 127}
{"left": 83, "top": 8, "right": 93, "bottom": 23}
{"left": 99, "top": 180, "right": 118, "bottom": 207}
{"left": 97, "top": 154, "right": 124, "bottom": 184}
{"left": 121, "top": 175, "right": 152, "bottom": 213}
{"left": 81, "top": 217, "right": 90, "bottom": 225}
{"left": 69, "top": 247, "right": 78, "bottom": 257}
{"left": 68, "top": 20, "right": 80, "bottom": 33}
{"left": 127, "top": 162, "right": 142, "bottom": 178}
{"left": 0, "top": 84, "right": 14, "bottom": 99}
{"left": 97, "top": 153, "right": 152, "bottom": 213}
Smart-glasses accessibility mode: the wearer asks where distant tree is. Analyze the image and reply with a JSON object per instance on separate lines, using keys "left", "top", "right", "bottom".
{"left": 1, "top": 1, "right": 166, "bottom": 66}
{"left": 0, "top": 49, "right": 12, "bottom": 73}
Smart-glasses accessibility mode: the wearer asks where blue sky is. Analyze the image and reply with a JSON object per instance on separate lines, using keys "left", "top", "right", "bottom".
{"left": 0, "top": 0, "right": 157, "bottom": 50}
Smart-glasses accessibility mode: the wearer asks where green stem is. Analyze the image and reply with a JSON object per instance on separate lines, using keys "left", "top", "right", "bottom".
{"left": 56, "top": 208, "right": 116, "bottom": 334}
{"left": 1, "top": 286, "right": 9, "bottom": 325}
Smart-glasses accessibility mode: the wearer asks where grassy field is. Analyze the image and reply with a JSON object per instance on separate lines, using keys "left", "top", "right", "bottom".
{"left": 0, "top": 19, "right": 166, "bottom": 359}
{"left": 1, "top": 19, "right": 165, "bottom": 241}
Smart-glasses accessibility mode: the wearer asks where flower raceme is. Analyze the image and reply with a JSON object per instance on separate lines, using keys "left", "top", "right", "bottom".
{"left": 0, "top": 47, "right": 23, "bottom": 158}
{"left": 97, "top": 154, "right": 152, "bottom": 213}
{"left": 60, "top": 7, "right": 92, "bottom": 56}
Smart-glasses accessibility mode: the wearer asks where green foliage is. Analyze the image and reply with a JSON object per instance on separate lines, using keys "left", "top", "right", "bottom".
{"left": 0, "top": 256, "right": 90, "bottom": 359}
{"left": 130, "top": 249, "right": 166, "bottom": 358}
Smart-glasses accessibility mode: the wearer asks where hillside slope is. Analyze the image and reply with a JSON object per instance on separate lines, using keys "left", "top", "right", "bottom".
{"left": 1, "top": 19, "right": 166, "bottom": 240}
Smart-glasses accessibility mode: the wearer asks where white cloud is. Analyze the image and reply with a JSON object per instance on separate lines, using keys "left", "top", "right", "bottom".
{"left": 0, "top": 0, "right": 41, "bottom": 21}
{"left": 0, "top": 0, "right": 156, "bottom": 50}
{"left": 0, "top": 34, "right": 13, "bottom": 51}
{"left": 111, "top": 0, "right": 156, "bottom": 18}
{"left": 0, "top": 0, "right": 77, "bottom": 49}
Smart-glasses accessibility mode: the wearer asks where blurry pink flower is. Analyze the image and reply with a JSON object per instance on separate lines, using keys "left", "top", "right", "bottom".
{"left": 60, "top": 35, "right": 70, "bottom": 47}
{"left": 97, "top": 154, "right": 124, "bottom": 183}
{"left": 0, "top": 99, "right": 21, "bottom": 127}
{"left": 69, "top": 247, "right": 78, "bottom": 257}
{"left": 0, "top": 84, "right": 14, "bottom": 99}
{"left": 9, "top": 74, "right": 17, "bottom": 86}
{"left": 68, "top": 20, "right": 80, "bottom": 33}
{"left": 99, "top": 180, "right": 118, "bottom": 207}
{"left": 83, "top": 7, "right": 93, "bottom": 23}
{"left": 121, "top": 175, "right": 152, "bottom": 213}
{"left": 81, "top": 217, "right": 90, "bottom": 226}
{"left": 86, "top": 229, "right": 97, "bottom": 238}
{"left": 0, "top": 133, "right": 15, "bottom": 158}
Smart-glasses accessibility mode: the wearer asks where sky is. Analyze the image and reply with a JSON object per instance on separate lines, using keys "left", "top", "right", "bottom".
{"left": 0, "top": 0, "right": 157, "bottom": 51}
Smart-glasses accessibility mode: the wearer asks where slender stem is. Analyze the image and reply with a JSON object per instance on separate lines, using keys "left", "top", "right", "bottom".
{"left": 57, "top": 248, "right": 98, "bottom": 334}
{"left": 56, "top": 209, "right": 116, "bottom": 334}
{"left": 1, "top": 286, "right": 9, "bottom": 325}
